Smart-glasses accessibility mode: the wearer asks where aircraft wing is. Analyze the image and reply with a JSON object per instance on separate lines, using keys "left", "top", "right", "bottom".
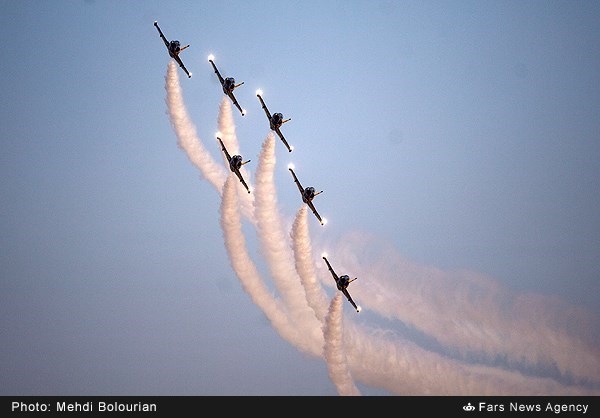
{"left": 209, "top": 59, "right": 225, "bottom": 85}
{"left": 275, "top": 128, "right": 292, "bottom": 153}
{"left": 256, "top": 94, "right": 272, "bottom": 120}
{"left": 322, "top": 256, "right": 339, "bottom": 283}
{"left": 154, "top": 21, "right": 169, "bottom": 48}
{"left": 234, "top": 170, "right": 251, "bottom": 194}
{"left": 217, "top": 137, "right": 232, "bottom": 163}
{"left": 228, "top": 92, "right": 245, "bottom": 116}
{"left": 174, "top": 55, "right": 191, "bottom": 78}
{"left": 307, "top": 200, "right": 324, "bottom": 225}
{"left": 342, "top": 288, "right": 360, "bottom": 312}
{"left": 288, "top": 168, "right": 305, "bottom": 196}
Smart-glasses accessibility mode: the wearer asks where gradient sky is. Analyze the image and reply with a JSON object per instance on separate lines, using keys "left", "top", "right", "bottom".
{"left": 1, "top": 0, "right": 599, "bottom": 396}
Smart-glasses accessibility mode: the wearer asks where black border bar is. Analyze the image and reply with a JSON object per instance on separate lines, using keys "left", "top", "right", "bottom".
{"left": 3, "top": 396, "right": 599, "bottom": 416}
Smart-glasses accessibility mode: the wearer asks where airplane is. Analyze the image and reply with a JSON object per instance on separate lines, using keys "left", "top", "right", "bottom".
{"left": 208, "top": 55, "right": 245, "bottom": 116}
{"left": 154, "top": 21, "right": 192, "bottom": 78}
{"left": 256, "top": 90, "right": 293, "bottom": 152}
{"left": 217, "top": 136, "right": 251, "bottom": 193}
{"left": 322, "top": 256, "right": 360, "bottom": 313}
{"left": 288, "top": 165, "right": 325, "bottom": 225}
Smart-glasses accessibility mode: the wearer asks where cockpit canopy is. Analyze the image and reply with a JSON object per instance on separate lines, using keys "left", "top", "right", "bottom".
{"left": 231, "top": 155, "right": 243, "bottom": 169}
{"left": 272, "top": 113, "right": 283, "bottom": 126}
{"left": 339, "top": 275, "right": 350, "bottom": 287}
{"left": 224, "top": 77, "right": 236, "bottom": 92}
{"left": 304, "top": 187, "right": 315, "bottom": 200}
{"left": 169, "top": 40, "right": 181, "bottom": 54}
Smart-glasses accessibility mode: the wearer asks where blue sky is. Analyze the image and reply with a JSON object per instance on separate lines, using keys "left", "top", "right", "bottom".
{"left": 1, "top": 0, "right": 599, "bottom": 396}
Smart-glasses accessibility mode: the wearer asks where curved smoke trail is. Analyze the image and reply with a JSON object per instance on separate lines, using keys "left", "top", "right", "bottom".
{"left": 216, "top": 97, "right": 239, "bottom": 156}
{"left": 166, "top": 61, "right": 256, "bottom": 222}
{"left": 253, "top": 132, "right": 323, "bottom": 352}
{"left": 164, "top": 63, "right": 600, "bottom": 395}
{"left": 217, "top": 97, "right": 256, "bottom": 222}
{"left": 219, "top": 173, "right": 302, "bottom": 348}
{"left": 323, "top": 293, "right": 361, "bottom": 396}
{"left": 290, "top": 205, "right": 330, "bottom": 322}
{"left": 283, "top": 200, "right": 584, "bottom": 394}
{"left": 165, "top": 61, "right": 226, "bottom": 191}
{"left": 323, "top": 231, "right": 600, "bottom": 387}
{"left": 237, "top": 132, "right": 599, "bottom": 395}
{"left": 342, "top": 319, "right": 598, "bottom": 395}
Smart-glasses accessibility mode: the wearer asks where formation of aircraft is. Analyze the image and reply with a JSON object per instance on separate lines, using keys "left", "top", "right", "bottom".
{"left": 154, "top": 21, "right": 192, "bottom": 78}
{"left": 288, "top": 166, "right": 325, "bottom": 226}
{"left": 322, "top": 256, "right": 360, "bottom": 313}
{"left": 217, "top": 136, "right": 251, "bottom": 193}
{"left": 154, "top": 22, "right": 363, "bottom": 312}
{"left": 208, "top": 55, "right": 245, "bottom": 116}
{"left": 256, "top": 91, "right": 293, "bottom": 152}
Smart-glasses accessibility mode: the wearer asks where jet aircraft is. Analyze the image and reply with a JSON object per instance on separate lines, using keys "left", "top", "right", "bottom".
{"left": 256, "top": 91, "right": 293, "bottom": 152}
{"left": 217, "top": 136, "right": 251, "bottom": 193}
{"left": 289, "top": 166, "right": 324, "bottom": 225}
{"left": 208, "top": 55, "right": 245, "bottom": 116}
{"left": 322, "top": 256, "right": 360, "bottom": 313}
{"left": 154, "top": 21, "right": 192, "bottom": 78}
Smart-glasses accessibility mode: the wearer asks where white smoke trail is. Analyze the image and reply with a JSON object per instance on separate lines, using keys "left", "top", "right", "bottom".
{"left": 300, "top": 246, "right": 598, "bottom": 395}
{"left": 252, "top": 132, "right": 323, "bottom": 353}
{"left": 166, "top": 62, "right": 256, "bottom": 222}
{"left": 165, "top": 61, "right": 226, "bottom": 191}
{"left": 219, "top": 174, "right": 301, "bottom": 347}
{"left": 325, "top": 231, "right": 600, "bottom": 387}
{"left": 323, "top": 293, "right": 361, "bottom": 396}
{"left": 217, "top": 131, "right": 600, "bottom": 395}
{"left": 290, "top": 205, "right": 330, "bottom": 322}
{"left": 165, "top": 67, "right": 600, "bottom": 394}
{"left": 217, "top": 97, "right": 239, "bottom": 155}
{"left": 248, "top": 134, "right": 593, "bottom": 394}
{"left": 216, "top": 97, "right": 255, "bottom": 222}
{"left": 342, "top": 320, "right": 598, "bottom": 395}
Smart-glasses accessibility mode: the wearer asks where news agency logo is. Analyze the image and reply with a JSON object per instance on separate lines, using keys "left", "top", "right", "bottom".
{"left": 463, "top": 402, "right": 476, "bottom": 412}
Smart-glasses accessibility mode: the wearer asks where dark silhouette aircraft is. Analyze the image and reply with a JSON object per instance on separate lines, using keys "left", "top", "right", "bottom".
{"left": 288, "top": 165, "right": 325, "bottom": 225}
{"left": 154, "top": 21, "right": 191, "bottom": 78}
{"left": 322, "top": 256, "right": 360, "bottom": 313}
{"left": 209, "top": 55, "right": 245, "bottom": 116}
{"left": 217, "top": 136, "right": 251, "bottom": 193}
{"left": 256, "top": 90, "right": 293, "bottom": 152}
